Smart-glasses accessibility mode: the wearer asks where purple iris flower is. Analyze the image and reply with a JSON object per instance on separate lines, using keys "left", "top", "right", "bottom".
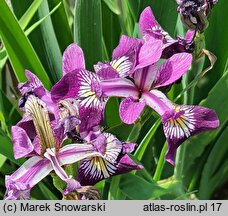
{"left": 51, "top": 43, "right": 105, "bottom": 137}
{"left": 51, "top": 37, "right": 163, "bottom": 129}
{"left": 139, "top": 6, "right": 195, "bottom": 58}
{"left": 100, "top": 52, "right": 219, "bottom": 164}
{"left": 4, "top": 95, "right": 100, "bottom": 200}
{"left": 176, "top": 0, "right": 218, "bottom": 32}
{"left": 94, "top": 35, "right": 141, "bottom": 79}
{"left": 77, "top": 133, "right": 143, "bottom": 186}
{"left": 5, "top": 95, "right": 142, "bottom": 199}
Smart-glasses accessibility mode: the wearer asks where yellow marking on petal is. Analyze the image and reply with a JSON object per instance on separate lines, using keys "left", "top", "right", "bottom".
{"left": 84, "top": 91, "right": 95, "bottom": 97}
{"left": 92, "top": 157, "right": 110, "bottom": 178}
{"left": 174, "top": 106, "right": 181, "bottom": 112}
{"left": 169, "top": 118, "right": 175, "bottom": 126}
{"left": 25, "top": 95, "right": 56, "bottom": 155}
{"left": 177, "top": 118, "right": 187, "bottom": 130}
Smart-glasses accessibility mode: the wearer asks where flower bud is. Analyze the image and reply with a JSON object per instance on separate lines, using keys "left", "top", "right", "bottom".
{"left": 177, "top": 0, "right": 218, "bottom": 32}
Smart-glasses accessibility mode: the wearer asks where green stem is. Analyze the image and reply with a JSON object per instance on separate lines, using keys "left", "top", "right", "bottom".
{"left": 174, "top": 144, "right": 186, "bottom": 180}
{"left": 153, "top": 141, "right": 168, "bottom": 181}
{"left": 102, "top": 181, "right": 110, "bottom": 200}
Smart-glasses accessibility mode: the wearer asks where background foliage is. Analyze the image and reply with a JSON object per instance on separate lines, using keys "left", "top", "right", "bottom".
{"left": 0, "top": 0, "right": 227, "bottom": 200}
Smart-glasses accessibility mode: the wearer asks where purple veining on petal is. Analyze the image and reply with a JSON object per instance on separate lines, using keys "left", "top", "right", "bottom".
{"left": 141, "top": 90, "right": 172, "bottom": 116}
{"left": 122, "top": 143, "right": 137, "bottom": 154}
{"left": 119, "top": 97, "right": 146, "bottom": 124}
{"left": 134, "top": 64, "right": 158, "bottom": 91}
{"left": 77, "top": 133, "right": 142, "bottom": 186}
{"left": 62, "top": 43, "right": 85, "bottom": 76}
{"left": 139, "top": 7, "right": 160, "bottom": 37}
{"left": 95, "top": 64, "right": 120, "bottom": 80}
{"left": 100, "top": 78, "right": 139, "bottom": 98}
{"left": 162, "top": 105, "right": 219, "bottom": 165}
{"left": 111, "top": 35, "right": 141, "bottom": 77}
{"left": 4, "top": 156, "right": 52, "bottom": 200}
{"left": 154, "top": 53, "right": 192, "bottom": 88}
{"left": 51, "top": 70, "right": 80, "bottom": 102}
{"left": 11, "top": 126, "right": 34, "bottom": 159}
{"left": 135, "top": 38, "right": 162, "bottom": 70}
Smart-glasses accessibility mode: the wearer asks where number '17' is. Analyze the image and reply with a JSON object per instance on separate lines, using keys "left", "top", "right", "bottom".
{"left": 211, "top": 203, "right": 222, "bottom": 211}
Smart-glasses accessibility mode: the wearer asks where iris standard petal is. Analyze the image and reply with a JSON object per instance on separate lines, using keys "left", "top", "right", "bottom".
{"left": 18, "top": 70, "right": 43, "bottom": 95}
{"left": 111, "top": 35, "right": 141, "bottom": 77}
{"left": 134, "top": 64, "right": 158, "bottom": 91}
{"left": 135, "top": 38, "right": 162, "bottom": 70}
{"left": 154, "top": 53, "right": 192, "bottom": 88}
{"left": 139, "top": 6, "right": 160, "bottom": 36}
{"left": 62, "top": 43, "right": 85, "bottom": 75}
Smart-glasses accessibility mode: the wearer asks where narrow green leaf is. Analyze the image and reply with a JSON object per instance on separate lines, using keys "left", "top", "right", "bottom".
{"left": 0, "top": 154, "right": 7, "bottom": 169}
{"left": 0, "top": 89, "right": 21, "bottom": 127}
{"left": 19, "top": 0, "right": 43, "bottom": 30}
{"left": 47, "top": 0, "right": 73, "bottom": 53}
{"left": 102, "top": 0, "right": 120, "bottom": 15}
{"left": 28, "top": 0, "right": 63, "bottom": 83}
{"left": 183, "top": 70, "right": 228, "bottom": 179}
{"left": 38, "top": 182, "right": 58, "bottom": 200}
{"left": 74, "top": 0, "right": 102, "bottom": 70}
{"left": 198, "top": 126, "right": 228, "bottom": 199}
{"left": 24, "top": 2, "right": 62, "bottom": 36}
{"left": 194, "top": 0, "right": 228, "bottom": 101}
{"left": 104, "top": 98, "right": 121, "bottom": 127}
{"left": 101, "top": 1, "right": 121, "bottom": 59}
{"left": 105, "top": 123, "right": 134, "bottom": 141}
{"left": 0, "top": 0, "right": 51, "bottom": 88}
{"left": 134, "top": 119, "right": 160, "bottom": 160}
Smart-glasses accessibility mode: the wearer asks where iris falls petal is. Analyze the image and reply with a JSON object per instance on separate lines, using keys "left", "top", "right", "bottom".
{"left": 162, "top": 105, "right": 219, "bottom": 164}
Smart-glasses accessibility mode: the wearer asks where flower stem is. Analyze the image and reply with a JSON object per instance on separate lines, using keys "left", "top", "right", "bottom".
{"left": 153, "top": 141, "right": 168, "bottom": 181}
{"left": 174, "top": 144, "right": 186, "bottom": 180}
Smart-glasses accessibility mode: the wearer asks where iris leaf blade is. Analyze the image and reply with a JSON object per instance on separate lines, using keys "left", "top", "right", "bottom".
{"left": 74, "top": 0, "right": 103, "bottom": 70}
{"left": 0, "top": 0, "right": 51, "bottom": 88}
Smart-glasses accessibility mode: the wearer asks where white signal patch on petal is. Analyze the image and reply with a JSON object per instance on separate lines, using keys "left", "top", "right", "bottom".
{"left": 77, "top": 70, "right": 102, "bottom": 109}
{"left": 80, "top": 133, "right": 122, "bottom": 181}
{"left": 163, "top": 106, "right": 197, "bottom": 140}
{"left": 110, "top": 56, "right": 132, "bottom": 77}
{"left": 80, "top": 157, "right": 116, "bottom": 180}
